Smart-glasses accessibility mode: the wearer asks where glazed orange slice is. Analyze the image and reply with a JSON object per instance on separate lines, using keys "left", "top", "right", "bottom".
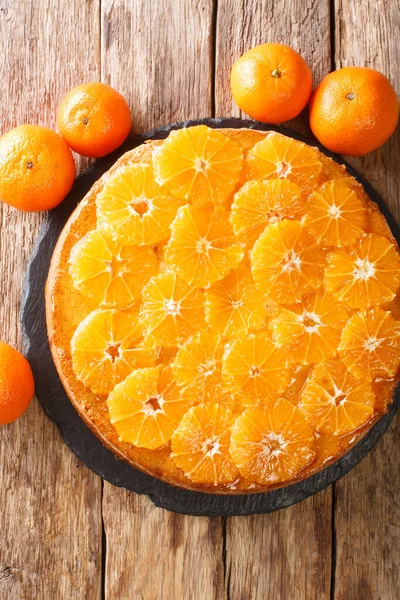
{"left": 69, "top": 230, "right": 158, "bottom": 309}
{"left": 283, "top": 364, "right": 311, "bottom": 405}
{"left": 96, "top": 163, "right": 184, "bottom": 246}
{"left": 230, "top": 179, "right": 305, "bottom": 248}
{"left": 71, "top": 309, "right": 157, "bottom": 396}
{"left": 107, "top": 365, "right": 195, "bottom": 450}
{"left": 171, "top": 403, "right": 239, "bottom": 485}
{"left": 205, "top": 263, "right": 267, "bottom": 337}
{"left": 325, "top": 233, "right": 400, "bottom": 308}
{"left": 245, "top": 132, "right": 322, "bottom": 193}
{"left": 139, "top": 271, "right": 205, "bottom": 347}
{"left": 299, "top": 359, "right": 375, "bottom": 436}
{"left": 171, "top": 331, "right": 228, "bottom": 402}
{"left": 222, "top": 331, "right": 292, "bottom": 403}
{"left": 338, "top": 307, "right": 400, "bottom": 380}
{"left": 165, "top": 204, "right": 243, "bottom": 288}
{"left": 152, "top": 125, "right": 244, "bottom": 205}
{"left": 270, "top": 288, "right": 350, "bottom": 365}
{"left": 251, "top": 219, "right": 326, "bottom": 304}
{"left": 230, "top": 401, "right": 316, "bottom": 485}
{"left": 304, "top": 180, "right": 367, "bottom": 247}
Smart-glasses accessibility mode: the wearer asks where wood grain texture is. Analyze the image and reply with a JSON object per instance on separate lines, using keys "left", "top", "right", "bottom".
{"left": 215, "top": 2, "right": 333, "bottom": 598}
{"left": 99, "top": 2, "right": 226, "bottom": 599}
{"left": 225, "top": 493, "right": 332, "bottom": 600}
{"left": 334, "top": 2, "right": 400, "bottom": 598}
{"left": 0, "top": 2, "right": 102, "bottom": 599}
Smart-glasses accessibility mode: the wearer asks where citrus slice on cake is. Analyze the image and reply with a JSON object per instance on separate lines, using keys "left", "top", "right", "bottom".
{"left": 69, "top": 230, "right": 158, "bottom": 309}
{"left": 107, "top": 365, "right": 195, "bottom": 450}
{"left": 245, "top": 132, "right": 322, "bottom": 192}
{"left": 204, "top": 263, "right": 267, "bottom": 337}
{"left": 96, "top": 163, "right": 184, "bottom": 245}
{"left": 152, "top": 125, "right": 244, "bottom": 205}
{"left": 171, "top": 403, "right": 239, "bottom": 485}
{"left": 299, "top": 359, "right": 375, "bottom": 436}
{"left": 251, "top": 219, "right": 326, "bottom": 304}
{"left": 230, "top": 179, "right": 305, "bottom": 248}
{"left": 171, "top": 331, "right": 228, "bottom": 403}
{"left": 222, "top": 331, "right": 292, "bottom": 403}
{"left": 325, "top": 233, "right": 400, "bottom": 309}
{"left": 165, "top": 204, "right": 243, "bottom": 288}
{"left": 304, "top": 179, "right": 367, "bottom": 247}
{"left": 270, "top": 288, "right": 350, "bottom": 365}
{"left": 338, "top": 307, "right": 400, "bottom": 380}
{"left": 71, "top": 309, "right": 157, "bottom": 396}
{"left": 139, "top": 271, "right": 205, "bottom": 347}
{"left": 230, "top": 401, "right": 316, "bottom": 485}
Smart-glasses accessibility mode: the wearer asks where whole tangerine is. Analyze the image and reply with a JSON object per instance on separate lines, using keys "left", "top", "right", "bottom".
{"left": 57, "top": 82, "right": 131, "bottom": 158}
{"left": 0, "top": 341, "right": 35, "bottom": 425}
{"left": 310, "top": 66, "right": 399, "bottom": 156}
{"left": 0, "top": 125, "right": 76, "bottom": 212}
{"left": 230, "top": 43, "right": 313, "bottom": 124}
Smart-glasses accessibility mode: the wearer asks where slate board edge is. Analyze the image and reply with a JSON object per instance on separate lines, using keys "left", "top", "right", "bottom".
{"left": 20, "top": 117, "right": 400, "bottom": 517}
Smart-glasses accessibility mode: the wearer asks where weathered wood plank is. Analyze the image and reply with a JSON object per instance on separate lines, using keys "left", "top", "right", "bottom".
{"left": 100, "top": 2, "right": 226, "bottom": 599}
{"left": 215, "top": 2, "right": 333, "bottom": 598}
{"left": 0, "top": 2, "right": 102, "bottom": 599}
{"left": 334, "top": 2, "right": 400, "bottom": 598}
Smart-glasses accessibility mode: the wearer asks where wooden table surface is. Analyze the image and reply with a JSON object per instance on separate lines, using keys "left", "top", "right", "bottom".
{"left": 0, "top": 1, "right": 399, "bottom": 598}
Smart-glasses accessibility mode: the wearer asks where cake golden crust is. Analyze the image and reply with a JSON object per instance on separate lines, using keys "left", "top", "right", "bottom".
{"left": 46, "top": 127, "right": 398, "bottom": 494}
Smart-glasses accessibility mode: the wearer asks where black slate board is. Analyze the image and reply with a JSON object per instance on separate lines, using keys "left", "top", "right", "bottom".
{"left": 20, "top": 117, "right": 400, "bottom": 516}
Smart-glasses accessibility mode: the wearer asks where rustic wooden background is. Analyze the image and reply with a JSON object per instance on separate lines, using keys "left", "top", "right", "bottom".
{"left": 0, "top": 1, "right": 399, "bottom": 598}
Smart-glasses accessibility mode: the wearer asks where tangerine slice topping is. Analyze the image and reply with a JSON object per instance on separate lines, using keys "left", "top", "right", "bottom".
{"left": 230, "top": 179, "right": 305, "bottom": 248}
{"left": 245, "top": 132, "right": 322, "bottom": 193}
{"left": 69, "top": 230, "right": 158, "bottom": 309}
{"left": 96, "top": 163, "right": 184, "bottom": 245}
{"left": 304, "top": 180, "right": 367, "bottom": 247}
{"left": 230, "top": 401, "right": 316, "bottom": 485}
{"left": 165, "top": 204, "right": 243, "bottom": 288}
{"left": 71, "top": 309, "right": 157, "bottom": 396}
{"left": 205, "top": 263, "right": 267, "bottom": 337}
{"left": 153, "top": 125, "right": 244, "bottom": 205}
{"left": 171, "top": 403, "right": 239, "bottom": 485}
{"left": 222, "top": 331, "right": 292, "bottom": 403}
{"left": 325, "top": 233, "right": 400, "bottom": 309}
{"left": 338, "top": 307, "right": 400, "bottom": 380}
{"left": 139, "top": 271, "right": 205, "bottom": 347}
{"left": 270, "top": 288, "right": 350, "bottom": 365}
{"left": 299, "top": 359, "right": 375, "bottom": 436}
{"left": 107, "top": 365, "right": 195, "bottom": 450}
{"left": 251, "top": 219, "right": 326, "bottom": 304}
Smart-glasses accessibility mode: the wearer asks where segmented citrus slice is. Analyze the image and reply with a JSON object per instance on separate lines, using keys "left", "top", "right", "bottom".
{"left": 338, "top": 307, "right": 400, "bottom": 380}
{"left": 304, "top": 180, "right": 367, "bottom": 247}
{"left": 71, "top": 309, "right": 157, "bottom": 396}
{"left": 230, "top": 401, "right": 316, "bottom": 485}
{"left": 299, "top": 359, "right": 375, "bottom": 436}
{"left": 96, "top": 163, "right": 184, "bottom": 245}
{"left": 165, "top": 205, "right": 243, "bottom": 288}
{"left": 251, "top": 219, "right": 326, "bottom": 304}
{"left": 152, "top": 125, "right": 244, "bottom": 205}
{"left": 245, "top": 132, "right": 322, "bottom": 193}
{"left": 139, "top": 271, "right": 205, "bottom": 347}
{"left": 204, "top": 264, "right": 267, "bottom": 337}
{"left": 222, "top": 331, "right": 292, "bottom": 403}
{"left": 270, "top": 288, "right": 350, "bottom": 365}
{"left": 171, "top": 403, "right": 239, "bottom": 485}
{"left": 171, "top": 331, "right": 227, "bottom": 402}
{"left": 69, "top": 230, "right": 158, "bottom": 309}
{"left": 107, "top": 365, "right": 195, "bottom": 450}
{"left": 283, "top": 364, "right": 311, "bottom": 405}
{"left": 230, "top": 179, "right": 305, "bottom": 248}
{"left": 325, "top": 233, "right": 400, "bottom": 308}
